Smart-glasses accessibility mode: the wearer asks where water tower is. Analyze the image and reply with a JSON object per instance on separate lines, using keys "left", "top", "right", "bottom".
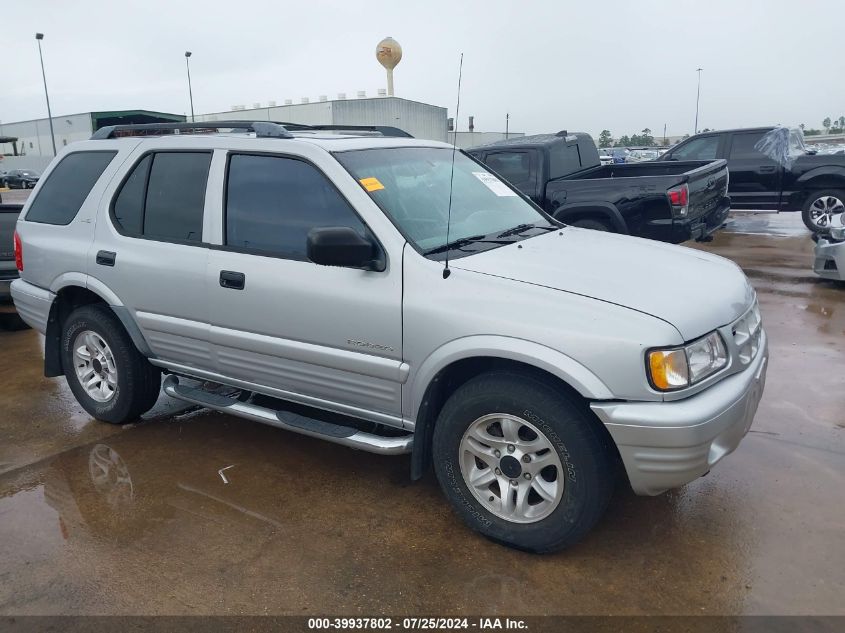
{"left": 376, "top": 36, "right": 402, "bottom": 97}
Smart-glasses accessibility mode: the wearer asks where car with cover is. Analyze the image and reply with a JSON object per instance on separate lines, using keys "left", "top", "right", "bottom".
{"left": 11, "top": 121, "right": 767, "bottom": 552}
{"left": 660, "top": 126, "right": 845, "bottom": 232}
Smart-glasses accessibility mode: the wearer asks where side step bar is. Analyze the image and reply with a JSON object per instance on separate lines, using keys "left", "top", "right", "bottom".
{"left": 162, "top": 376, "right": 413, "bottom": 455}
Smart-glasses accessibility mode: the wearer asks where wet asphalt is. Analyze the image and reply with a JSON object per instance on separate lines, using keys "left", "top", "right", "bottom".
{"left": 0, "top": 207, "right": 843, "bottom": 616}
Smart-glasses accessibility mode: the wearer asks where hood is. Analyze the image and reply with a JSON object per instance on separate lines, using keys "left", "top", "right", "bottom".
{"left": 453, "top": 227, "right": 754, "bottom": 340}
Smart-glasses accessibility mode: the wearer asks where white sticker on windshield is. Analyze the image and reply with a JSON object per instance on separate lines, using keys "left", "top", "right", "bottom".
{"left": 473, "top": 171, "right": 517, "bottom": 197}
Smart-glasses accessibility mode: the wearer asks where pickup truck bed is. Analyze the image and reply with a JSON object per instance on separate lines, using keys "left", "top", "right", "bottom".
{"left": 468, "top": 132, "right": 730, "bottom": 244}
{"left": 553, "top": 159, "right": 731, "bottom": 243}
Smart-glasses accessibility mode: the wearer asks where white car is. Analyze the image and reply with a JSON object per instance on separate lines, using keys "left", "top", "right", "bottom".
{"left": 813, "top": 214, "right": 845, "bottom": 281}
{"left": 597, "top": 148, "right": 614, "bottom": 165}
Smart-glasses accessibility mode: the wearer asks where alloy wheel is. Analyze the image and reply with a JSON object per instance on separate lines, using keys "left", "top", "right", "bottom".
{"left": 459, "top": 413, "right": 564, "bottom": 524}
{"left": 808, "top": 195, "right": 845, "bottom": 230}
{"left": 73, "top": 330, "right": 118, "bottom": 402}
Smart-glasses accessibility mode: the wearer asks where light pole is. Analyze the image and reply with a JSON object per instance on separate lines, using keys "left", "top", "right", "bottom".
{"left": 35, "top": 33, "right": 57, "bottom": 156}
{"left": 694, "top": 67, "right": 703, "bottom": 134}
{"left": 185, "top": 51, "right": 195, "bottom": 122}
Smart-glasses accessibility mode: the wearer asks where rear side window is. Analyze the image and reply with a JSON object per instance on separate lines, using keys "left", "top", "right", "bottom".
{"left": 225, "top": 153, "right": 368, "bottom": 260}
{"left": 484, "top": 151, "right": 533, "bottom": 190}
{"left": 25, "top": 151, "right": 116, "bottom": 225}
{"left": 112, "top": 152, "right": 211, "bottom": 243}
{"left": 729, "top": 132, "right": 767, "bottom": 159}
{"left": 549, "top": 144, "right": 584, "bottom": 178}
{"left": 672, "top": 136, "right": 719, "bottom": 160}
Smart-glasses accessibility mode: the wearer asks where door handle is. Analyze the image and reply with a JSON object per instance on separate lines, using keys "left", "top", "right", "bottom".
{"left": 96, "top": 250, "right": 116, "bottom": 266}
{"left": 219, "top": 270, "right": 245, "bottom": 290}
{"left": 759, "top": 166, "right": 776, "bottom": 173}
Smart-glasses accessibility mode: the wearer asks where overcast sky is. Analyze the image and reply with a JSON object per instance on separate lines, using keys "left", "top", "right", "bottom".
{"left": 2, "top": 0, "right": 844, "bottom": 139}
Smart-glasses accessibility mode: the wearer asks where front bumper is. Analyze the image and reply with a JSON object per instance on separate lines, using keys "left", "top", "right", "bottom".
{"left": 813, "top": 238, "right": 845, "bottom": 281}
{"left": 591, "top": 332, "right": 768, "bottom": 495}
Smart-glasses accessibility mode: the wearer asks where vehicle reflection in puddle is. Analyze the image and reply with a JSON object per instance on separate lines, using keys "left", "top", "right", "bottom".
{"left": 0, "top": 413, "right": 759, "bottom": 615}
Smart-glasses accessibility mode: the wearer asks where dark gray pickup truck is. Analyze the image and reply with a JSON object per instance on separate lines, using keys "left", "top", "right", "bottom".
{"left": 1, "top": 202, "right": 26, "bottom": 329}
{"left": 468, "top": 132, "right": 730, "bottom": 244}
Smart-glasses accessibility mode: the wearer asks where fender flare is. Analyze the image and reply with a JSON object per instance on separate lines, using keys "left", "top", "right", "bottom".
{"left": 410, "top": 336, "right": 614, "bottom": 420}
{"left": 407, "top": 336, "right": 614, "bottom": 480}
{"left": 45, "top": 274, "right": 154, "bottom": 373}
{"left": 553, "top": 201, "right": 627, "bottom": 233}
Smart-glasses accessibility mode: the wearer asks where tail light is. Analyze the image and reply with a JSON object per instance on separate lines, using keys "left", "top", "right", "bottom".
{"left": 667, "top": 183, "right": 689, "bottom": 216}
{"left": 14, "top": 230, "right": 23, "bottom": 272}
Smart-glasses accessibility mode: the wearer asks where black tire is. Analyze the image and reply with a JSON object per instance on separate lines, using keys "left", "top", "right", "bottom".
{"left": 61, "top": 304, "right": 161, "bottom": 424}
{"left": 432, "top": 371, "right": 616, "bottom": 553}
{"left": 802, "top": 190, "right": 845, "bottom": 233}
{"left": 570, "top": 218, "right": 612, "bottom": 232}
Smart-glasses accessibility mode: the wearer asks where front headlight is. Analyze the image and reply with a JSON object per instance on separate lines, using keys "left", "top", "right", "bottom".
{"left": 647, "top": 331, "right": 728, "bottom": 391}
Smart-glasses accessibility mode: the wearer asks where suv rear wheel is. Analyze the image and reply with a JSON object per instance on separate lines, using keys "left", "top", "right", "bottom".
{"left": 61, "top": 305, "right": 161, "bottom": 424}
{"left": 432, "top": 371, "right": 616, "bottom": 552}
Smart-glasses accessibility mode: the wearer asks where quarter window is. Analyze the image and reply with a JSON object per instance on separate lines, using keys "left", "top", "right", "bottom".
{"left": 225, "top": 154, "right": 369, "bottom": 260}
{"left": 112, "top": 152, "right": 210, "bottom": 243}
{"left": 672, "top": 136, "right": 719, "bottom": 160}
{"left": 26, "top": 151, "right": 116, "bottom": 225}
{"left": 484, "top": 151, "right": 533, "bottom": 190}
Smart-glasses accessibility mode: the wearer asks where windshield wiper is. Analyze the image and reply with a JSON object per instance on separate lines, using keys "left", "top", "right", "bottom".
{"left": 423, "top": 235, "right": 509, "bottom": 256}
{"left": 497, "top": 223, "right": 557, "bottom": 238}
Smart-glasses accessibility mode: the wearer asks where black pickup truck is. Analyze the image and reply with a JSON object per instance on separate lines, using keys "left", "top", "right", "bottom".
{"left": 467, "top": 132, "right": 730, "bottom": 244}
{"left": 0, "top": 202, "right": 27, "bottom": 329}
{"left": 659, "top": 126, "right": 845, "bottom": 232}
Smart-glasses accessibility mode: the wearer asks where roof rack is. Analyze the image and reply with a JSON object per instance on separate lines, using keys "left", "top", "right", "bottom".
{"left": 90, "top": 120, "right": 295, "bottom": 140}
{"left": 90, "top": 121, "right": 414, "bottom": 140}
{"left": 281, "top": 124, "right": 413, "bottom": 138}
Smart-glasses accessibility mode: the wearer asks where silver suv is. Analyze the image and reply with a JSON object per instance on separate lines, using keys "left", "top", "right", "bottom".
{"left": 11, "top": 121, "right": 768, "bottom": 552}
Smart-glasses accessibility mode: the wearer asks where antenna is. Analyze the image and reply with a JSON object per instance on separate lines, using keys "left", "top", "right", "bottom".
{"left": 443, "top": 53, "right": 463, "bottom": 280}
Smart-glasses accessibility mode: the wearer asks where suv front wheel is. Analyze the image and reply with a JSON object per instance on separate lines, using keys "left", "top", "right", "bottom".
{"left": 61, "top": 304, "right": 161, "bottom": 424}
{"left": 432, "top": 371, "right": 616, "bottom": 553}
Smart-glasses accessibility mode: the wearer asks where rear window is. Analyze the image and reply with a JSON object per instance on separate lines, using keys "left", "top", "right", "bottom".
{"left": 25, "top": 151, "right": 116, "bottom": 225}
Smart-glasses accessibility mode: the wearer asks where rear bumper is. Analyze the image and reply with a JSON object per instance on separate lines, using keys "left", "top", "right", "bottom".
{"left": 813, "top": 238, "right": 845, "bottom": 281}
{"left": 10, "top": 278, "right": 54, "bottom": 333}
{"left": 591, "top": 332, "right": 768, "bottom": 495}
{"left": 645, "top": 198, "right": 731, "bottom": 243}
{"left": 0, "top": 268, "right": 18, "bottom": 303}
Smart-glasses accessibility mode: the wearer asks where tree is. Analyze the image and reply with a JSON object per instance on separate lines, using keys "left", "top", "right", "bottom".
{"left": 598, "top": 130, "right": 613, "bottom": 147}
{"left": 615, "top": 135, "right": 631, "bottom": 147}
{"left": 799, "top": 123, "right": 806, "bottom": 130}
{"left": 839, "top": 116, "right": 845, "bottom": 130}
{"left": 823, "top": 117, "right": 832, "bottom": 131}
{"left": 639, "top": 128, "right": 654, "bottom": 146}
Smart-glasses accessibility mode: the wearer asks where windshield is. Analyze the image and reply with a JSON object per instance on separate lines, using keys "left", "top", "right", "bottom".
{"left": 335, "top": 147, "right": 551, "bottom": 258}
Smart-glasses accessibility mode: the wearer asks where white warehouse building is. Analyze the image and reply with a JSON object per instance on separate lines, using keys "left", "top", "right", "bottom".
{"left": 196, "top": 96, "right": 447, "bottom": 142}
{"left": 0, "top": 97, "right": 448, "bottom": 172}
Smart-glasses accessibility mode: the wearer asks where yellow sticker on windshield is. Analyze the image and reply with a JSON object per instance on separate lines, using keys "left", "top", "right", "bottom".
{"left": 359, "top": 177, "right": 385, "bottom": 192}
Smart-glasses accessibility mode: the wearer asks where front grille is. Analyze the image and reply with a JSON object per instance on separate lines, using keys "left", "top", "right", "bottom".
{"left": 731, "top": 299, "right": 762, "bottom": 365}
{"left": 824, "top": 259, "right": 838, "bottom": 271}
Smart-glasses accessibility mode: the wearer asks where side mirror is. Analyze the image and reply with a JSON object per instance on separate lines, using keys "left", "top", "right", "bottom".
{"left": 307, "top": 227, "right": 382, "bottom": 271}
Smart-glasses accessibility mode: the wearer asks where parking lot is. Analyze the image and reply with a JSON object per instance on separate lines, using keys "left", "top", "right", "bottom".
{"left": 1, "top": 192, "right": 843, "bottom": 616}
